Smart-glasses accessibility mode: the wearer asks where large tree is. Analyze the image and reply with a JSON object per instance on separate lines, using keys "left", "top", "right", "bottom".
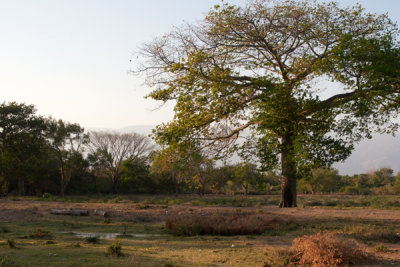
{"left": 0, "top": 102, "right": 46, "bottom": 195}
{"left": 136, "top": 0, "right": 400, "bottom": 207}
{"left": 46, "top": 119, "right": 88, "bottom": 196}
{"left": 88, "top": 131, "right": 154, "bottom": 194}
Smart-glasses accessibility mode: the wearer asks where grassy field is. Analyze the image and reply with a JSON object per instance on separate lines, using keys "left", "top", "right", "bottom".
{"left": 1, "top": 194, "right": 400, "bottom": 266}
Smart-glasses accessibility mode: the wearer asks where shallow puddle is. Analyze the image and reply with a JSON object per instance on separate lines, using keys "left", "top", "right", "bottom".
{"left": 58, "top": 231, "right": 163, "bottom": 239}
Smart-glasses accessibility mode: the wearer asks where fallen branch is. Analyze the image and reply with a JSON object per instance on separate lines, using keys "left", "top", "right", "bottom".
{"left": 50, "top": 209, "right": 89, "bottom": 216}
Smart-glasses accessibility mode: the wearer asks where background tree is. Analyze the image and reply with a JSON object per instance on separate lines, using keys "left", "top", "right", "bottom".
{"left": 119, "top": 159, "right": 153, "bottom": 194}
{"left": 150, "top": 147, "right": 192, "bottom": 196}
{"left": 298, "top": 168, "right": 341, "bottom": 194}
{"left": 367, "top": 167, "right": 394, "bottom": 187}
{"left": 0, "top": 102, "right": 46, "bottom": 195}
{"left": 46, "top": 119, "right": 88, "bottom": 196}
{"left": 137, "top": 0, "right": 400, "bottom": 207}
{"left": 88, "top": 131, "right": 154, "bottom": 194}
{"left": 233, "top": 162, "right": 260, "bottom": 195}
{"left": 187, "top": 153, "right": 215, "bottom": 196}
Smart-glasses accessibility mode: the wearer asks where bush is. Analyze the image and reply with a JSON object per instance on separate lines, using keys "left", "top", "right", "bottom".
{"left": 30, "top": 228, "right": 52, "bottom": 239}
{"left": 85, "top": 236, "right": 99, "bottom": 244}
{"left": 42, "top": 192, "right": 51, "bottom": 199}
{"left": 0, "top": 227, "right": 10, "bottom": 233}
{"left": 264, "top": 249, "right": 295, "bottom": 267}
{"left": 6, "top": 239, "right": 15, "bottom": 248}
{"left": 107, "top": 241, "right": 122, "bottom": 257}
{"left": 0, "top": 256, "right": 7, "bottom": 267}
{"left": 374, "top": 244, "right": 389, "bottom": 252}
{"left": 165, "top": 212, "right": 288, "bottom": 236}
{"left": 292, "top": 232, "right": 371, "bottom": 267}
{"left": 135, "top": 203, "right": 150, "bottom": 209}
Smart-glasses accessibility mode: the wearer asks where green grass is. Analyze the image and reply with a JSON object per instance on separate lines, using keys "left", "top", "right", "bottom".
{"left": 2, "top": 194, "right": 400, "bottom": 266}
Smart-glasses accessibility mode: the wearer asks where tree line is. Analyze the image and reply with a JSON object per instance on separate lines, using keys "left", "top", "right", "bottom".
{"left": 1, "top": 101, "right": 399, "bottom": 197}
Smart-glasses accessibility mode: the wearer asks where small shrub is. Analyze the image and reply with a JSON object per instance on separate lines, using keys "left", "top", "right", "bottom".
{"left": 264, "top": 249, "right": 295, "bottom": 267}
{"left": 305, "top": 201, "right": 323, "bottom": 207}
{"left": 69, "top": 242, "right": 81, "bottom": 248}
{"left": 107, "top": 241, "right": 122, "bottom": 257}
{"left": 108, "top": 196, "right": 122, "bottom": 203}
{"left": 374, "top": 243, "right": 388, "bottom": 252}
{"left": 6, "top": 239, "right": 15, "bottom": 248}
{"left": 167, "top": 199, "right": 183, "bottom": 205}
{"left": 358, "top": 230, "right": 400, "bottom": 243}
{"left": 292, "top": 232, "right": 372, "bottom": 267}
{"left": 41, "top": 240, "right": 56, "bottom": 245}
{"left": 135, "top": 203, "right": 150, "bottom": 209}
{"left": 325, "top": 201, "right": 339, "bottom": 207}
{"left": 85, "top": 236, "right": 99, "bottom": 244}
{"left": 0, "top": 227, "right": 10, "bottom": 233}
{"left": 103, "top": 218, "right": 111, "bottom": 224}
{"left": 0, "top": 256, "right": 7, "bottom": 267}
{"left": 30, "top": 228, "right": 52, "bottom": 239}
{"left": 42, "top": 192, "right": 51, "bottom": 199}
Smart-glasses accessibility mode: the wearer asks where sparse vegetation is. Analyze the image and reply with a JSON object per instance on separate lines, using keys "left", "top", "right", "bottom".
{"left": 85, "top": 236, "right": 99, "bottom": 244}
{"left": 0, "top": 196, "right": 400, "bottom": 266}
{"left": 0, "top": 256, "right": 7, "bottom": 267}
{"left": 30, "top": 228, "right": 52, "bottom": 239}
{"left": 165, "top": 212, "right": 289, "bottom": 236}
{"left": 107, "top": 241, "right": 122, "bottom": 257}
{"left": 6, "top": 239, "right": 15, "bottom": 248}
{"left": 374, "top": 244, "right": 389, "bottom": 252}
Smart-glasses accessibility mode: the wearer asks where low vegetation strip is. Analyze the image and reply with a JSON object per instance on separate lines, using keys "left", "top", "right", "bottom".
{"left": 165, "top": 212, "right": 289, "bottom": 236}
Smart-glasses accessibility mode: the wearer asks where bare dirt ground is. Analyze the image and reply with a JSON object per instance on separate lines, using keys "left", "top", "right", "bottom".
{"left": 1, "top": 199, "right": 400, "bottom": 222}
{"left": 1, "top": 199, "right": 400, "bottom": 265}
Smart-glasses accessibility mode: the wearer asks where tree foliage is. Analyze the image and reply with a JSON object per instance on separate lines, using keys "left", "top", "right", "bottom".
{"left": 136, "top": 0, "right": 400, "bottom": 207}
{"left": 46, "top": 119, "right": 88, "bottom": 196}
{"left": 0, "top": 102, "right": 46, "bottom": 195}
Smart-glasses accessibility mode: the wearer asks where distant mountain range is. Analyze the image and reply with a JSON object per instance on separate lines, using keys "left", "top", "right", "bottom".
{"left": 89, "top": 125, "right": 400, "bottom": 175}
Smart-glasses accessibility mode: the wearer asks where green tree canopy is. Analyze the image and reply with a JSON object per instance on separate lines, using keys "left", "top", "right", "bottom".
{"left": 137, "top": 0, "right": 400, "bottom": 207}
{"left": 88, "top": 131, "right": 154, "bottom": 194}
{"left": 46, "top": 118, "right": 88, "bottom": 196}
{"left": 0, "top": 102, "right": 46, "bottom": 195}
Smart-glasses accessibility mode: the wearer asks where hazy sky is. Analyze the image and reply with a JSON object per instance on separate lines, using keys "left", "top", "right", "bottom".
{"left": 1, "top": 0, "right": 399, "bottom": 129}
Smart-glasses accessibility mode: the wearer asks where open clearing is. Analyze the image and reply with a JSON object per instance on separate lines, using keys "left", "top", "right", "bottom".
{"left": 1, "top": 195, "right": 400, "bottom": 266}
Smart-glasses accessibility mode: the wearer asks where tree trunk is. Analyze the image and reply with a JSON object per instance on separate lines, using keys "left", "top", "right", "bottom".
{"left": 18, "top": 178, "right": 25, "bottom": 196}
{"left": 174, "top": 181, "right": 179, "bottom": 197}
{"left": 60, "top": 165, "right": 65, "bottom": 196}
{"left": 111, "top": 177, "right": 117, "bottom": 194}
{"left": 279, "top": 175, "right": 297, "bottom": 207}
{"left": 279, "top": 132, "right": 297, "bottom": 208}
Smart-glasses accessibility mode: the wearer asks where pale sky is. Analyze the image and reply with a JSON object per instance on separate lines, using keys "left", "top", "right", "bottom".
{"left": 1, "top": 0, "right": 399, "bottom": 129}
{"left": 1, "top": 0, "right": 400, "bottom": 174}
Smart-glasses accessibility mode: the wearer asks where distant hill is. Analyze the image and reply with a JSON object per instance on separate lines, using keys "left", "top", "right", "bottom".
{"left": 90, "top": 125, "right": 400, "bottom": 175}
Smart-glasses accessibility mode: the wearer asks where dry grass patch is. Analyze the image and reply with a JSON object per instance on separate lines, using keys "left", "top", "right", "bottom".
{"left": 292, "top": 232, "right": 373, "bottom": 267}
{"left": 165, "top": 212, "right": 289, "bottom": 236}
{"left": 29, "top": 228, "right": 52, "bottom": 239}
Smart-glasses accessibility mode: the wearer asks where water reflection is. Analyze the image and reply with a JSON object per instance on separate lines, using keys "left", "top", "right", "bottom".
{"left": 58, "top": 232, "right": 162, "bottom": 239}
